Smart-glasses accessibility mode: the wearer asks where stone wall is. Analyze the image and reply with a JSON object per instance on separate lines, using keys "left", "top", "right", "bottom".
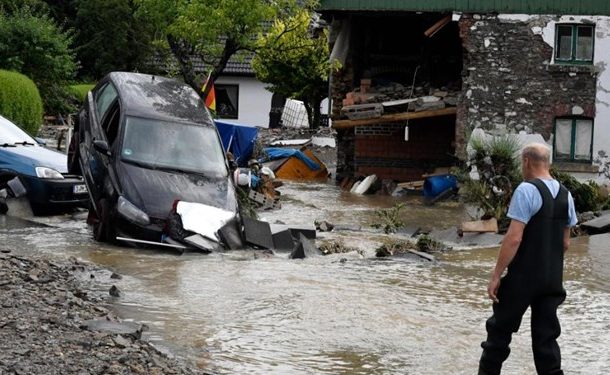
{"left": 458, "top": 14, "right": 597, "bottom": 155}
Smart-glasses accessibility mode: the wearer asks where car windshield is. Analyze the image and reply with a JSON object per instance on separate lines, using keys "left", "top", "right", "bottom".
{"left": 121, "top": 116, "right": 228, "bottom": 177}
{"left": 0, "top": 116, "right": 37, "bottom": 144}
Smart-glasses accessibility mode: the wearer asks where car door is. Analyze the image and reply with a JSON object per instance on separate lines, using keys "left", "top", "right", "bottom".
{"left": 84, "top": 81, "right": 119, "bottom": 202}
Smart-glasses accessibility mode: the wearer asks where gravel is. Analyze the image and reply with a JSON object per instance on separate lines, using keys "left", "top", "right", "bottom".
{"left": 0, "top": 252, "right": 205, "bottom": 375}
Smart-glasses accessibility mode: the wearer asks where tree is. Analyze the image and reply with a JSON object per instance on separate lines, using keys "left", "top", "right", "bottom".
{"left": 252, "top": 10, "right": 339, "bottom": 128}
{"left": 0, "top": 7, "right": 77, "bottom": 114}
{"left": 135, "top": 0, "right": 301, "bottom": 98}
{"left": 74, "top": 0, "right": 154, "bottom": 79}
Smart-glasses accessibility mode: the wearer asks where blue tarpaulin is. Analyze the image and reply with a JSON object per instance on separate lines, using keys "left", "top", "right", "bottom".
{"left": 262, "top": 148, "right": 320, "bottom": 170}
{"left": 214, "top": 120, "right": 259, "bottom": 167}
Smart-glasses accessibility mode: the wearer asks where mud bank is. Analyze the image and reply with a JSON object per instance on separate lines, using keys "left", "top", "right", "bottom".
{"left": 0, "top": 251, "right": 202, "bottom": 375}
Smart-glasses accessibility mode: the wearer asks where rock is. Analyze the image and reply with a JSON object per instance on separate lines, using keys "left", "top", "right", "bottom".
{"left": 109, "top": 285, "right": 121, "bottom": 297}
{"left": 112, "top": 335, "right": 131, "bottom": 349}
{"left": 579, "top": 211, "right": 596, "bottom": 222}
{"left": 581, "top": 214, "right": 610, "bottom": 234}
{"left": 110, "top": 272, "right": 122, "bottom": 280}
{"left": 316, "top": 221, "right": 335, "bottom": 232}
{"left": 82, "top": 319, "right": 143, "bottom": 339}
{"left": 1, "top": 249, "right": 11, "bottom": 254}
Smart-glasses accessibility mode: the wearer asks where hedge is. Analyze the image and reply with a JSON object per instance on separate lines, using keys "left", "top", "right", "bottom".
{"left": 0, "top": 70, "right": 43, "bottom": 135}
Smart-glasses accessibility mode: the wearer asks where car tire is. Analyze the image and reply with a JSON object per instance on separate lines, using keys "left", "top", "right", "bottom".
{"left": 68, "top": 131, "right": 81, "bottom": 175}
{"left": 93, "top": 198, "right": 115, "bottom": 243}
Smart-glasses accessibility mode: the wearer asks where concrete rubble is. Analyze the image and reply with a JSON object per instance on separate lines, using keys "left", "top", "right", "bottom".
{"left": 580, "top": 211, "right": 610, "bottom": 234}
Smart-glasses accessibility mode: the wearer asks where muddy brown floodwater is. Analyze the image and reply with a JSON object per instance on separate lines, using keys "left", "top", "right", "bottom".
{"left": 1, "top": 182, "right": 609, "bottom": 374}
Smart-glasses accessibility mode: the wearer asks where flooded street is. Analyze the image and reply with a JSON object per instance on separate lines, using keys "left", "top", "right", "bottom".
{"left": 1, "top": 182, "right": 609, "bottom": 374}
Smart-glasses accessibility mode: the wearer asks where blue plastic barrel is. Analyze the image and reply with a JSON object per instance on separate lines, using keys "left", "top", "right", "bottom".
{"left": 423, "top": 174, "right": 457, "bottom": 198}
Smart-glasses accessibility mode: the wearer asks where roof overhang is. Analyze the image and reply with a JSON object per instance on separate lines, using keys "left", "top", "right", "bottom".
{"left": 319, "top": 0, "right": 610, "bottom": 16}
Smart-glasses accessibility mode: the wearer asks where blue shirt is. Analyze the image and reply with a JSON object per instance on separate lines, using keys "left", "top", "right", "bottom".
{"left": 507, "top": 179, "right": 578, "bottom": 227}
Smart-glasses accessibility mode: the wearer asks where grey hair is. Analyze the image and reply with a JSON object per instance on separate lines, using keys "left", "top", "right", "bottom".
{"left": 522, "top": 143, "right": 551, "bottom": 165}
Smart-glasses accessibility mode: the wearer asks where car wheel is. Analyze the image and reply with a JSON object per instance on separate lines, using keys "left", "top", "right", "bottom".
{"left": 68, "top": 131, "right": 81, "bottom": 175}
{"left": 93, "top": 198, "right": 115, "bottom": 243}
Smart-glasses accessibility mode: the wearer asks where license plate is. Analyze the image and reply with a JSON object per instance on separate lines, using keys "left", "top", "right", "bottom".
{"left": 73, "top": 184, "right": 88, "bottom": 194}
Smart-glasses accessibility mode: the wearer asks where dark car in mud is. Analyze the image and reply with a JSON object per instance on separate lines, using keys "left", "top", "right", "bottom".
{"left": 69, "top": 72, "right": 238, "bottom": 243}
{"left": 0, "top": 115, "right": 88, "bottom": 215}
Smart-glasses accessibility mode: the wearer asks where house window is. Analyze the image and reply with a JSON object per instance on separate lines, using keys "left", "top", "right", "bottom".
{"left": 216, "top": 84, "right": 239, "bottom": 119}
{"left": 555, "top": 24, "right": 594, "bottom": 64}
{"left": 554, "top": 118, "right": 594, "bottom": 162}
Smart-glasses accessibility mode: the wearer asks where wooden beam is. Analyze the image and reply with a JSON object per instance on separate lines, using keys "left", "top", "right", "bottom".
{"left": 424, "top": 15, "right": 452, "bottom": 38}
{"left": 332, "top": 107, "right": 457, "bottom": 129}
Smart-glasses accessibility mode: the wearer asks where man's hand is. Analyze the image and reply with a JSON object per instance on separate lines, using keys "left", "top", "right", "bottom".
{"left": 487, "top": 275, "right": 501, "bottom": 303}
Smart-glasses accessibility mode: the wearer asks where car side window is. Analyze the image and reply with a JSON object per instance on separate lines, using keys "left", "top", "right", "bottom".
{"left": 95, "top": 83, "right": 118, "bottom": 122}
{"left": 103, "top": 101, "right": 121, "bottom": 147}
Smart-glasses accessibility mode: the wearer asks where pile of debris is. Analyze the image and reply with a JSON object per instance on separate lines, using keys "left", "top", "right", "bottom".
{"left": 340, "top": 79, "right": 460, "bottom": 120}
{"left": 339, "top": 168, "right": 459, "bottom": 205}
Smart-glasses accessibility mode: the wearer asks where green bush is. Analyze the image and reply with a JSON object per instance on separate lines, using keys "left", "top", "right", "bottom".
{"left": 550, "top": 168, "right": 603, "bottom": 213}
{"left": 460, "top": 136, "right": 522, "bottom": 229}
{"left": 68, "top": 83, "right": 95, "bottom": 103}
{"left": 0, "top": 70, "right": 43, "bottom": 135}
{"left": 0, "top": 7, "right": 77, "bottom": 114}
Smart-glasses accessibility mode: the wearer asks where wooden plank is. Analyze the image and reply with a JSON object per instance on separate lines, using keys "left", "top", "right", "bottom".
{"left": 424, "top": 15, "right": 452, "bottom": 37}
{"left": 332, "top": 107, "right": 457, "bottom": 129}
{"left": 461, "top": 218, "right": 499, "bottom": 234}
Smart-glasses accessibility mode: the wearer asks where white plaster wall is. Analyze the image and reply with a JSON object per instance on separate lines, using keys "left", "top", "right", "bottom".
{"left": 498, "top": 14, "right": 610, "bottom": 182}
{"left": 215, "top": 76, "right": 273, "bottom": 128}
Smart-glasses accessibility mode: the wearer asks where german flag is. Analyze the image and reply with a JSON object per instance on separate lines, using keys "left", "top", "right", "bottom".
{"left": 201, "top": 73, "right": 216, "bottom": 112}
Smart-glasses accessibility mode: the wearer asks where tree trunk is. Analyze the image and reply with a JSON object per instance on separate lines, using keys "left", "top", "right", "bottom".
{"left": 303, "top": 97, "right": 322, "bottom": 129}
{"left": 303, "top": 99, "right": 314, "bottom": 129}
{"left": 167, "top": 35, "right": 199, "bottom": 93}
{"left": 168, "top": 35, "right": 238, "bottom": 100}
{"left": 201, "top": 38, "right": 237, "bottom": 99}
{"left": 311, "top": 97, "right": 322, "bottom": 129}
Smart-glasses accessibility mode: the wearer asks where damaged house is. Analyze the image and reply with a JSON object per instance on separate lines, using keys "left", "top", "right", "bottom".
{"left": 319, "top": 0, "right": 610, "bottom": 182}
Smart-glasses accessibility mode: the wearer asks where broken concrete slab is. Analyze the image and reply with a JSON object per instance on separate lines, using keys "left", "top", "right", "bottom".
{"left": 243, "top": 217, "right": 274, "bottom": 249}
{"left": 269, "top": 223, "right": 317, "bottom": 240}
{"left": 218, "top": 218, "right": 244, "bottom": 250}
{"left": 581, "top": 214, "right": 610, "bottom": 234}
{"left": 82, "top": 319, "right": 143, "bottom": 339}
{"left": 288, "top": 225, "right": 316, "bottom": 240}
{"left": 272, "top": 229, "right": 295, "bottom": 251}
{"left": 270, "top": 223, "right": 290, "bottom": 235}
{"left": 289, "top": 234, "right": 322, "bottom": 259}
{"left": 183, "top": 234, "right": 217, "bottom": 253}
{"left": 428, "top": 228, "right": 503, "bottom": 249}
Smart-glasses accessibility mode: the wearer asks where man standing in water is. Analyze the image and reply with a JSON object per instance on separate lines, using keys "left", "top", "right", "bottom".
{"left": 479, "top": 143, "right": 577, "bottom": 375}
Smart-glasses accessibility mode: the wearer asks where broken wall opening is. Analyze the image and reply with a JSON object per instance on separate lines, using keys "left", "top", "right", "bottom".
{"left": 332, "top": 12, "right": 463, "bottom": 182}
